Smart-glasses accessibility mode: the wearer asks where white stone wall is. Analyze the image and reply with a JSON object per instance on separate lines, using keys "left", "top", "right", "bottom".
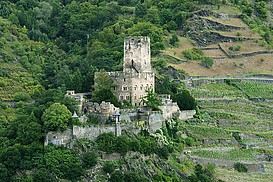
{"left": 179, "top": 110, "right": 197, "bottom": 121}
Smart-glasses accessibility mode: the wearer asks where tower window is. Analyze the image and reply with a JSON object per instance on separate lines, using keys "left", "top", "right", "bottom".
{"left": 146, "top": 84, "right": 149, "bottom": 89}
{"left": 126, "top": 95, "right": 130, "bottom": 100}
{"left": 124, "top": 78, "right": 126, "bottom": 82}
{"left": 120, "top": 95, "right": 124, "bottom": 100}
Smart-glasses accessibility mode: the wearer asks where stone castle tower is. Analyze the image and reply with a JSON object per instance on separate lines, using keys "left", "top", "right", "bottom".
{"left": 105, "top": 36, "right": 155, "bottom": 106}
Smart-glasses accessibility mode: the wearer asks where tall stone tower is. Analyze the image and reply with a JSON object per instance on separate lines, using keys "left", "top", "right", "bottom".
{"left": 103, "top": 36, "right": 155, "bottom": 106}
{"left": 123, "top": 37, "right": 152, "bottom": 73}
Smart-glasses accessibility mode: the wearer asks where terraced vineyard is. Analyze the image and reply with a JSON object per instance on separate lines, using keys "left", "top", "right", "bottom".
{"left": 234, "top": 81, "right": 273, "bottom": 99}
{"left": 164, "top": 5, "right": 273, "bottom": 76}
{"left": 182, "top": 80, "right": 273, "bottom": 181}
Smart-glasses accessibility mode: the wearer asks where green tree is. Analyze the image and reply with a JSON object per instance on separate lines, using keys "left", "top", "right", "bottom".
{"left": 0, "top": 163, "right": 11, "bottom": 182}
{"left": 116, "top": 135, "right": 130, "bottom": 155}
{"left": 0, "top": 146, "right": 21, "bottom": 172}
{"left": 141, "top": 88, "right": 162, "bottom": 111}
{"left": 189, "top": 163, "right": 217, "bottom": 182}
{"left": 82, "top": 151, "right": 98, "bottom": 169}
{"left": 173, "top": 90, "right": 196, "bottom": 110}
{"left": 170, "top": 33, "right": 179, "bottom": 46}
{"left": 103, "top": 161, "right": 116, "bottom": 174}
{"left": 33, "top": 168, "right": 56, "bottom": 182}
{"left": 96, "top": 132, "right": 117, "bottom": 154}
{"left": 44, "top": 146, "right": 83, "bottom": 180}
{"left": 41, "top": 103, "right": 71, "bottom": 131}
{"left": 92, "top": 70, "right": 119, "bottom": 106}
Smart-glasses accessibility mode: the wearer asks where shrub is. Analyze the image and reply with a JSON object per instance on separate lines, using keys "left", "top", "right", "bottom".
{"left": 170, "top": 34, "right": 179, "bottom": 46}
{"left": 14, "top": 92, "right": 30, "bottom": 102}
{"left": 103, "top": 161, "right": 116, "bottom": 174}
{"left": 201, "top": 57, "right": 214, "bottom": 68}
{"left": 234, "top": 162, "right": 248, "bottom": 172}
{"left": 173, "top": 90, "right": 197, "bottom": 110}
{"left": 82, "top": 151, "right": 98, "bottom": 168}
{"left": 232, "top": 132, "right": 242, "bottom": 145}
{"left": 185, "top": 137, "right": 195, "bottom": 146}
{"left": 182, "top": 48, "right": 204, "bottom": 60}
{"left": 236, "top": 32, "right": 242, "bottom": 36}
{"left": 229, "top": 45, "right": 241, "bottom": 51}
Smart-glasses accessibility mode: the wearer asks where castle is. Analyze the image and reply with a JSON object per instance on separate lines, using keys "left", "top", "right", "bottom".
{"left": 97, "top": 36, "right": 155, "bottom": 106}
{"left": 47, "top": 36, "right": 196, "bottom": 146}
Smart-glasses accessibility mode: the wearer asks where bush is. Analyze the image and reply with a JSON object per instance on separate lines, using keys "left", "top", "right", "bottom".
{"left": 232, "top": 132, "right": 242, "bottom": 145}
{"left": 170, "top": 34, "right": 179, "bottom": 46}
{"left": 14, "top": 92, "right": 30, "bottom": 102}
{"left": 182, "top": 48, "right": 204, "bottom": 60}
{"left": 185, "top": 137, "right": 195, "bottom": 147}
{"left": 96, "top": 132, "right": 117, "bottom": 154}
{"left": 201, "top": 57, "right": 214, "bottom": 68}
{"left": 173, "top": 90, "right": 196, "bottom": 110}
{"left": 82, "top": 151, "right": 98, "bottom": 168}
{"left": 103, "top": 161, "right": 116, "bottom": 174}
{"left": 229, "top": 45, "right": 241, "bottom": 51}
{"left": 44, "top": 146, "right": 84, "bottom": 180}
{"left": 234, "top": 162, "right": 248, "bottom": 173}
{"left": 33, "top": 168, "right": 57, "bottom": 182}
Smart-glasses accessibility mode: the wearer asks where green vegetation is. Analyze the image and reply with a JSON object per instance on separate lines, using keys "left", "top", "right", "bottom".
{"left": 92, "top": 69, "right": 120, "bottom": 106}
{"left": 1, "top": 0, "right": 273, "bottom": 181}
{"left": 189, "top": 163, "right": 217, "bottom": 182}
{"left": 183, "top": 48, "right": 205, "bottom": 60}
{"left": 182, "top": 124, "right": 232, "bottom": 140}
{"left": 201, "top": 57, "right": 214, "bottom": 68}
{"left": 174, "top": 90, "right": 197, "bottom": 110}
{"left": 228, "top": 45, "right": 241, "bottom": 51}
{"left": 191, "top": 148, "right": 262, "bottom": 161}
{"left": 234, "top": 162, "right": 248, "bottom": 173}
{"left": 141, "top": 88, "right": 162, "bottom": 111}
{"left": 191, "top": 83, "right": 244, "bottom": 99}
{"left": 233, "top": 82, "right": 273, "bottom": 99}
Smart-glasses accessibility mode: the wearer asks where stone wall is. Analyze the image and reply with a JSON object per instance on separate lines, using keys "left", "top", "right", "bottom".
{"left": 45, "top": 129, "right": 72, "bottom": 146}
{"left": 73, "top": 125, "right": 115, "bottom": 141}
{"left": 187, "top": 155, "right": 265, "bottom": 173}
{"left": 107, "top": 71, "right": 155, "bottom": 106}
{"left": 45, "top": 107, "right": 196, "bottom": 146}
{"left": 179, "top": 110, "right": 197, "bottom": 121}
{"left": 149, "top": 112, "right": 164, "bottom": 132}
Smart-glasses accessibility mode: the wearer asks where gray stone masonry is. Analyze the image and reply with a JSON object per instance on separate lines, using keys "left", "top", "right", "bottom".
{"left": 95, "top": 36, "right": 155, "bottom": 106}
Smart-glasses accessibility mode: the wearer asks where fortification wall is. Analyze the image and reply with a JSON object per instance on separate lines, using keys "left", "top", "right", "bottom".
{"left": 73, "top": 126, "right": 115, "bottom": 140}
{"left": 179, "top": 110, "right": 197, "bottom": 121}
{"left": 45, "top": 129, "right": 72, "bottom": 146}
{"left": 149, "top": 112, "right": 164, "bottom": 132}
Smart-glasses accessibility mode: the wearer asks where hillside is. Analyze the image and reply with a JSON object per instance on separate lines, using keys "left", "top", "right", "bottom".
{"left": 0, "top": 0, "right": 273, "bottom": 181}
{"left": 184, "top": 79, "right": 273, "bottom": 181}
{"left": 163, "top": 4, "right": 273, "bottom": 76}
